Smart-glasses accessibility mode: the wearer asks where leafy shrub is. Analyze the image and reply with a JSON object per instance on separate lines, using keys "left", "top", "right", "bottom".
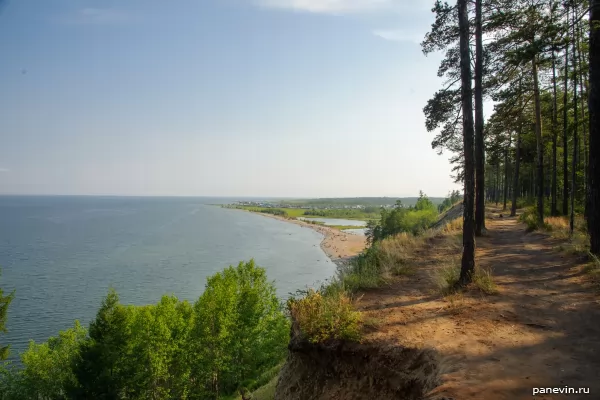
{"left": 519, "top": 207, "right": 548, "bottom": 232}
{"left": 288, "top": 289, "right": 361, "bottom": 344}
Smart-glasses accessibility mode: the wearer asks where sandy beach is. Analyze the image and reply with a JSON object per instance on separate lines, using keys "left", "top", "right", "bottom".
{"left": 245, "top": 212, "right": 367, "bottom": 265}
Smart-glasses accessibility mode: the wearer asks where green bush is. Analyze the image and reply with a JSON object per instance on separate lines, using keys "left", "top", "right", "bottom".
{"left": 288, "top": 289, "right": 361, "bottom": 344}
{"left": 519, "top": 207, "right": 547, "bottom": 232}
{"left": 366, "top": 191, "right": 439, "bottom": 243}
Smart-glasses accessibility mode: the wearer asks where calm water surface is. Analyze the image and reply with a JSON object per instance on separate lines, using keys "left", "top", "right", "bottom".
{"left": 0, "top": 196, "right": 335, "bottom": 359}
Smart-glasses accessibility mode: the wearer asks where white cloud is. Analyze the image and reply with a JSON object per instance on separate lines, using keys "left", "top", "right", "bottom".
{"left": 0, "top": 168, "right": 9, "bottom": 173}
{"left": 373, "top": 29, "right": 422, "bottom": 43}
{"left": 255, "top": 0, "right": 395, "bottom": 14}
{"left": 58, "top": 8, "right": 129, "bottom": 25}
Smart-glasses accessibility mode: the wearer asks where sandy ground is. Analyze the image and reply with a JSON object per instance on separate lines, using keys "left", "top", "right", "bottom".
{"left": 246, "top": 212, "right": 367, "bottom": 265}
{"left": 357, "top": 209, "right": 600, "bottom": 400}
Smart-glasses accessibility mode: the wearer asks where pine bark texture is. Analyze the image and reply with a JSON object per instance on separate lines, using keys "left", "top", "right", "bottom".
{"left": 458, "top": 0, "right": 476, "bottom": 285}
{"left": 589, "top": 0, "right": 600, "bottom": 254}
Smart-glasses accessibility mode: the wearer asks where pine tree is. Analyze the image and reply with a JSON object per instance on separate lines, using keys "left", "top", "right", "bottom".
{"left": 73, "top": 288, "right": 131, "bottom": 399}
{"left": 475, "top": 0, "right": 486, "bottom": 236}
{"left": 589, "top": 0, "right": 600, "bottom": 254}
{"left": 458, "top": 0, "right": 476, "bottom": 285}
{"left": 0, "top": 273, "right": 14, "bottom": 361}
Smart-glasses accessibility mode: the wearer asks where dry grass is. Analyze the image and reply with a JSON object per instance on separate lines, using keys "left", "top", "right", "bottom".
{"left": 431, "top": 257, "right": 461, "bottom": 295}
{"left": 289, "top": 289, "right": 361, "bottom": 344}
{"left": 546, "top": 215, "right": 586, "bottom": 238}
{"left": 434, "top": 217, "right": 463, "bottom": 236}
{"left": 432, "top": 259, "right": 499, "bottom": 296}
{"left": 584, "top": 252, "right": 600, "bottom": 288}
{"left": 472, "top": 266, "right": 499, "bottom": 294}
{"left": 518, "top": 212, "right": 591, "bottom": 257}
{"left": 545, "top": 216, "right": 570, "bottom": 231}
{"left": 445, "top": 292, "right": 467, "bottom": 315}
{"left": 547, "top": 215, "right": 590, "bottom": 256}
{"left": 377, "top": 233, "right": 422, "bottom": 276}
{"left": 443, "top": 217, "right": 463, "bottom": 233}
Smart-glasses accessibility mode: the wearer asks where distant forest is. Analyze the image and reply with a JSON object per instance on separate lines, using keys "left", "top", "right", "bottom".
{"left": 281, "top": 197, "right": 448, "bottom": 207}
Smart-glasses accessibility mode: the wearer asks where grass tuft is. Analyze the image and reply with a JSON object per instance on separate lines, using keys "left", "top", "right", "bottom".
{"left": 432, "top": 260, "right": 498, "bottom": 296}
{"left": 445, "top": 293, "right": 466, "bottom": 315}
{"left": 432, "top": 259, "right": 461, "bottom": 295}
{"left": 584, "top": 252, "right": 600, "bottom": 287}
{"left": 440, "top": 217, "right": 463, "bottom": 234}
{"left": 250, "top": 377, "right": 277, "bottom": 400}
{"left": 472, "top": 267, "right": 499, "bottom": 294}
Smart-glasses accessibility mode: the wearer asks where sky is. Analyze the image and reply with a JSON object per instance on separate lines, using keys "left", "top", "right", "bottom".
{"left": 0, "top": 0, "right": 461, "bottom": 198}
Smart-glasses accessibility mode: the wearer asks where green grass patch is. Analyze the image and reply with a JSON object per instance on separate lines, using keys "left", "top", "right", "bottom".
{"left": 249, "top": 376, "right": 277, "bottom": 400}
{"left": 329, "top": 225, "right": 366, "bottom": 230}
{"left": 224, "top": 364, "right": 282, "bottom": 400}
{"left": 242, "top": 206, "right": 307, "bottom": 218}
{"left": 233, "top": 206, "right": 375, "bottom": 221}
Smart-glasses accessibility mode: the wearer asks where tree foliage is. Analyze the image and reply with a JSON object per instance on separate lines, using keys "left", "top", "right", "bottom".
{"left": 366, "top": 192, "right": 439, "bottom": 243}
{"left": 0, "top": 261, "right": 289, "bottom": 400}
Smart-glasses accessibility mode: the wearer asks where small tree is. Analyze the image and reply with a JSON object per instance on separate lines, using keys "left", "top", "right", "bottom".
{"left": 0, "top": 271, "right": 14, "bottom": 361}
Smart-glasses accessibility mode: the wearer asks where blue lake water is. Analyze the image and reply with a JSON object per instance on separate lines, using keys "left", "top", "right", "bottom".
{"left": 0, "top": 196, "right": 336, "bottom": 359}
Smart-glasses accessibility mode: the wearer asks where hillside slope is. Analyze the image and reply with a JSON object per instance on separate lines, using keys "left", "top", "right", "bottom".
{"left": 276, "top": 209, "right": 600, "bottom": 400}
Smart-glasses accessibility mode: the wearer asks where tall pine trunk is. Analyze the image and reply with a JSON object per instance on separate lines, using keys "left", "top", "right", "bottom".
{"left": 571, "top": 9, "right": 579, "bottom": 235}
{"left": 475, "top": 0, "right": 485, "bottom": 236}
{"left": 581, "top": 22, "right": 591, "bottom": 219}
{"left": 458, "top": 0, "right": 475, "bottom": 285}
{"left": 503, "top": 133, "right": 512, "bottom": 210}
{"left": 495, "top": 163, "right": 501, "bottom": 205}
{"left": 511, "top": 114, "right": 522, "bottom": 216}
{"left": 532, "top": 56, "right": 545, "bottom": 225}
{"left": 575, "top": 13, "right": 588, "bottom": 219}
{"left": 551, "top": 46, "right": 559, "bottom": 215}
{"left": 563, "top": 14, "right": 570, "bottom": 216}
{"left": 589, "top": 0, "right": 600, "bottom": 254}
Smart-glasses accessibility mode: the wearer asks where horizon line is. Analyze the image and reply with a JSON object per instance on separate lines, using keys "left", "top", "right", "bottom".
{"left": 0, "top": 193, "right": 451, "bottom": 199}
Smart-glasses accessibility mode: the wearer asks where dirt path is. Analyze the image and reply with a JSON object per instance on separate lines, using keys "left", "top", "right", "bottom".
{"left": 357, "top": 211, "right": 600, "bottom": 399}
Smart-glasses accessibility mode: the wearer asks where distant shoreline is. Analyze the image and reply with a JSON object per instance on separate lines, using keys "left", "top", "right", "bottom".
{"left": 229, "top": 208, "right": 367, "bottom": 267}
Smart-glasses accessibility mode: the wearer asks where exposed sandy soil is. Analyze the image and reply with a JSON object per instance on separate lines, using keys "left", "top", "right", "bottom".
{"left": 247, "top": 212, "right": 367, "bottom": 264}
{"left": 357, "top": 209, "right": 600, "bottom": 400}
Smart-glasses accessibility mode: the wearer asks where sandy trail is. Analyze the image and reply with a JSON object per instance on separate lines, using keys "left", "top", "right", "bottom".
{"left": 357, "top": 210, "right": 600, "bottom": 400}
